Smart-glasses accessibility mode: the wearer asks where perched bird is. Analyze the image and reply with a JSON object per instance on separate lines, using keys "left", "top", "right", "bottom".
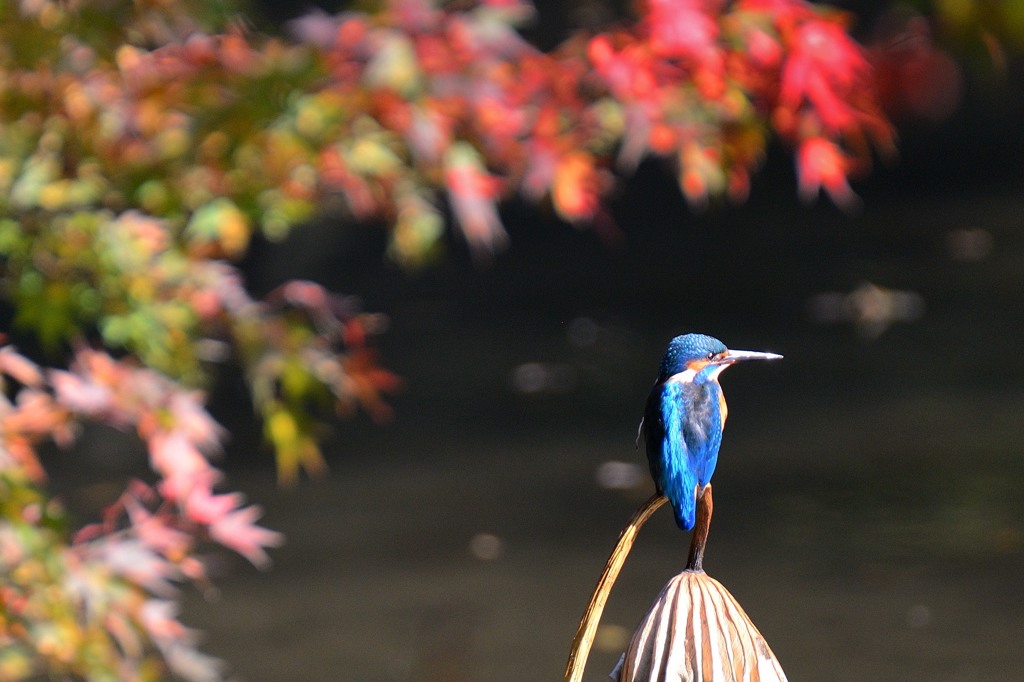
{"left": 642, "top": 333, "right": 782, "bottom": 530}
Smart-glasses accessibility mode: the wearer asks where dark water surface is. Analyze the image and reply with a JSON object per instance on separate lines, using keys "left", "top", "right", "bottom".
{"left": 180, "top": 185, "right": 1024, "bottom": 681}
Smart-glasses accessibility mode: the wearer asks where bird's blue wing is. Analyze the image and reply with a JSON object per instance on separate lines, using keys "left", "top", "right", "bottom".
{"left": 657, "top": 381, "right": 698, "bottom": 530}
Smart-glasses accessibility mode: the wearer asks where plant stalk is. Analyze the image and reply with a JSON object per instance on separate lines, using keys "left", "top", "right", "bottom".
{"left": 564, "top": 493, "right": 667, "bottom": 682}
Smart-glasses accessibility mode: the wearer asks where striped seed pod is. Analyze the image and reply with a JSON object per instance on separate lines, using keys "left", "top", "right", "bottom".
{"left": 617, "top": 569, "right": 787, "bottom": 682}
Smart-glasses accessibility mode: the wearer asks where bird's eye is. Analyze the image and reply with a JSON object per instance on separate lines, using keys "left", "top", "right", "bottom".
{"left": 706, "top": 351, "right": 715, "bottom": 361}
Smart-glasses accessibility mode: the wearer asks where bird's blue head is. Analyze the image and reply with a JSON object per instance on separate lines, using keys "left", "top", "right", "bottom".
{"left": 658, "top": 333, "right": 728, "bottom": 379}
{"left": 657, "top": 333, "right": 783, "bottom": 383}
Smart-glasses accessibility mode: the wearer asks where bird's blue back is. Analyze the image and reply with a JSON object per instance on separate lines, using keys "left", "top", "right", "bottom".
{"left": 645, "top": 380, "right": 724, "bottom": 530}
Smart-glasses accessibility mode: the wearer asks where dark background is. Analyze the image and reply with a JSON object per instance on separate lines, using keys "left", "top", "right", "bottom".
{"left": 169, "top": 2, "right": 1024, "bottom": 680}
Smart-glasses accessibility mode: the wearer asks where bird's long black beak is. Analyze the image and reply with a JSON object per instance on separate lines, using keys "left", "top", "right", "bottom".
{"left": 721, "top": 349, "right": 783, "bottom": 363}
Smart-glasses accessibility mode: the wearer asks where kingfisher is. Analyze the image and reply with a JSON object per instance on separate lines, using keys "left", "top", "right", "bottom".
{"left": 642, "top": 333, "right": 782, "bottom": 531}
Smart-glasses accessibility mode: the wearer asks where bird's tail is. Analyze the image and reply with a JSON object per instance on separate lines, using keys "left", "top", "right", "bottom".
{"left": 670, "top": 484, "right": 698, "bottom": 531}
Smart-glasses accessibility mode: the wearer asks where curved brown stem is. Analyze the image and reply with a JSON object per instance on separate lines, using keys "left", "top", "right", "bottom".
{"left": 685, "top": 484, "right": 713, "bottom": 572}
{"left": 564, "top": 493, "right": 667, "bottom": 682}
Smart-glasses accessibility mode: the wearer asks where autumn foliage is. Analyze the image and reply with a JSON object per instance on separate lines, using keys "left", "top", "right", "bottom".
{"left": 0, "top": 0, "right": 891, "bottom": 678}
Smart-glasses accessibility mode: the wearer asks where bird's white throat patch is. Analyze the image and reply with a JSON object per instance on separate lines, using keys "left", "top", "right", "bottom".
{"left": 666, "top": 369, "right": 698, "bottom": 384}
{"left": 666, "top": 363, "right": 728, "bottom": 385}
